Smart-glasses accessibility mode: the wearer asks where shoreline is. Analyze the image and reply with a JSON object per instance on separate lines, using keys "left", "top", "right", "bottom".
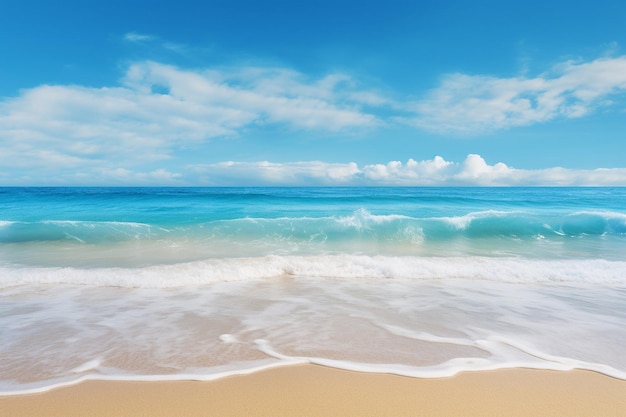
{"left": 1, "top": 365, "right": 625, "bottom": 417}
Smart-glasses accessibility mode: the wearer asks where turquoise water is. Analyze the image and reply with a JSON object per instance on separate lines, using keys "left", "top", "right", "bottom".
{"left": 2, "top": 187, "right": 626, "bottom": 267}
{"left": 1, "top": 187, "right": 626, "bottom": 393}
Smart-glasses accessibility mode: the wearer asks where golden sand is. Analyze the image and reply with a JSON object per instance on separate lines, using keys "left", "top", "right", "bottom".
{"left": 1, "top": 365, "right": 625, "bottom": 417}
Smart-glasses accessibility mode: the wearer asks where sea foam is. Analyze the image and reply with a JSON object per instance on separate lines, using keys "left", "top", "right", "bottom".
{"left": 1, "top": 255, "right": 625, "bottom": 288}
{"left": 2, "top": 275, "right": 625, "bottom": 395}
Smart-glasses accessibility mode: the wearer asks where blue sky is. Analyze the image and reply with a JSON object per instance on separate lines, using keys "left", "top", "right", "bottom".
{"left": 1, "top": 0, "right": 626, "bottom": 185}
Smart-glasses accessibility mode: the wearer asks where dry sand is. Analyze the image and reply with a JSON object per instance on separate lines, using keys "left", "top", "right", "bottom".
{"left": 1, "top": 365, "right": 625, "bottom": 417}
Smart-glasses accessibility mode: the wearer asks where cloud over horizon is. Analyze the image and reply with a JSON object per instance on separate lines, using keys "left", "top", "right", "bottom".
{"left": 191, "top": 154, "right": 626, "bottom": 186}
{"left": 2, "top": 54, "right": 626, "bottom": 185}
{"left": 1, "top": 150, "right": 625, "bottom": 186}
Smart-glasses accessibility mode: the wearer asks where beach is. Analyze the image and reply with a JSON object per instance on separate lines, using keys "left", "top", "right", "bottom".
{"left": 1, "top": 187, "right": 626, "bottom": 414}
{"left": 5, "top": 0, "right": 626, "bottom": 411}
{"left": 2, "top": 365, "right": 625, "bottom": 417}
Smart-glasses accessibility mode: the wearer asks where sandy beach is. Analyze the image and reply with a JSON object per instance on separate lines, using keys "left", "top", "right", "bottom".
{"left": 3, "top": 189, "right": 626, "bottom": 416}
{"left": 1, "top": 365, "right": 624, "bottom": 417}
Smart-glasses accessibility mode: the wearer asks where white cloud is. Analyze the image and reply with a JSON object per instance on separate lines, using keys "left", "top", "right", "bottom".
{"left": 190, "top": 154, "right": 626, "bottom": 186}
{"left": 123, "top": 62, "right": 379, "bottom": 130}
{"left": 411, "top": 56, "right": 626, "bottom": 135}
{"left": 2, "top": 151, "right": 625, "bottom": 186}
{"left": 0, "top": 165, "right": 185, "bottom": 186}
{"left": 191, "top": 161, "right": 361, "bottom": 185}
{"left": 3, "top": 53, "right": 626, "bottom": 186}
{"left": 123, "top": 32, "right": 157, "bottom": 43}
{"left": 0, "top": 61, "right": 381, "bottom": 175}
{"left": 97, "top": 168, "right": 184, "bottom": 185}
{"left": 361, "top": 156, "right": 453, "bottom": 184}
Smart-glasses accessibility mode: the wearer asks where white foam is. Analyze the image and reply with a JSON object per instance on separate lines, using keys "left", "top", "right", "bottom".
{"left": 334, "top": 208, "right": 410, "bottom": 229}
{"left": 439, "top": 210, "right": 512, "bottom": 230}
{"left": 2, "top": 271, "right": 625, "bottom": 395}
{"left": 254, "top": 337, "right": 626, "bottom": 380}
{"left": 1, "top": 255, "right": 625, "bottom": 288}
{"left": 219, "top": 334, "right": 238, "bottom": 343}
{"left": 0, "top": 359, "right": 304, "bottom": 396}
{"left": 71, "top": 358, "right": 102, "bottom": 373}
{"left": 40, "top": 220, "right": 155, "bottom": 228}
{"left": 570, "top": 210, "right": 626, "bottom": 220}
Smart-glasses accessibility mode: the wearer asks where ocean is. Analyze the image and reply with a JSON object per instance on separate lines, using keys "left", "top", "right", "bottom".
{"left": 1, "top": 187, "right": 626, "bottom": 394}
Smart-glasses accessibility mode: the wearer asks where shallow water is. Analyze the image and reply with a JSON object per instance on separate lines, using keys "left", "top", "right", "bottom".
{"left": 1, "top": 187, "right": 625, "bottom": 393}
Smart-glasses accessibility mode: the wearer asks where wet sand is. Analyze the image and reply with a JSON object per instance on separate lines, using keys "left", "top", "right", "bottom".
{"left": 1, "top": 365, "right": 625, "bottom": 417}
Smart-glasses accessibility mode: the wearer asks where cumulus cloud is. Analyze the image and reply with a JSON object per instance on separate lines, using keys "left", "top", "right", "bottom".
{"left": 191, "top": 154, "right": 626, "bottom": 186}
{"left": 0, "top": 61, "right": 381, "bottom": 174}
{"left": 2, "top": 152, "right": 625, "bottom": 186}
{"left": 411, "top": 56, "right": 626, "bottom": 135}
